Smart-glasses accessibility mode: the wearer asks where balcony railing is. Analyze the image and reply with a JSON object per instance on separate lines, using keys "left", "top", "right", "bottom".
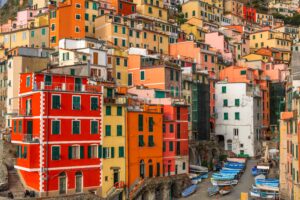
{"left": 33, "top": 82, "right": 101, "bottom": 93}
{"left": 16, "top": 134, "right": 40, "bottom": 143}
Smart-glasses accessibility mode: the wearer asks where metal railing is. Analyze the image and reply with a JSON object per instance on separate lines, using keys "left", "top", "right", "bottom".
{"left": 33, "top": 82, "right": 101, "bottom": 93}
{"left": 19, "top": 134, "right": 39, "bottom": 143}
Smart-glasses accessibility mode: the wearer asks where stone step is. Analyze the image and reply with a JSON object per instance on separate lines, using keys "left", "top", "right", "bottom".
{"left": 8, "top": 169, "right": 25, "bottom": 198}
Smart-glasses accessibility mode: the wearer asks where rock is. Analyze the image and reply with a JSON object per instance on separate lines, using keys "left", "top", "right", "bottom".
{"left": 0, "top": 163, "right": 8, "bottom": 191}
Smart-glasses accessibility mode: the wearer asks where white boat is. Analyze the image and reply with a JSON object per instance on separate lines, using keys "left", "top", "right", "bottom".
{"left": 211, "top": 179, "right": 238, "bottom": 186}
{"left": 227, "top": 158, "right": 246, "bottom": 163}
{"left": 190, "top": 165, "right": 209, "bottom": 173}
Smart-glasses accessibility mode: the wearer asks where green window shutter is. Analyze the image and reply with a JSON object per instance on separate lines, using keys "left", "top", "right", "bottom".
{"left": 117, "top": 106, "right": 122, "bottom": 116}
{"left": 72, "top": 121, "right": 80, "bottom": 134}
{"left": 114, "top": 25, "right": 118, "bottom": 33}
{"left": 170, "top": 124, "right": 174, "bottom": 133}
{"left": 222, "top": 86, "right": 226, "bottom": 93}
{"left": 128, "top": 74, "right": 132, "bottom": 86}
{"left": 224, "top": 113, "right": 228, "bottom": 120}
{"left": 72, "top": 96, "right": 80, "bottom": 110}
{"left": 148, "top": 135, "right": 154, "bottom": 147}
{"left": 52, "top": 146, "right": 60, "bottom": 160}
{"left": 91, "top": 97, "right": 98, "bottom": 110}
{"left": 235, "top": 112, "right": 240, "bottom": 120}
{"left": 106, "top": 106, "right": 111, "bottom": 115}
{"left": 117, "top": 125, "right": 122, "bottom": 136}
{"left": 31, "top": 31, "right": 35, "bottom": 37}
{"left": 45, "top": 75, "right": 51, "bottom": 86}
{"left": 140, "top": 71, "right": 145, "bottom": 80}
{"left": 13, "top": 120, "right": 16, "bottom": 132}
{"left": 91, "top": 121, "right": 98, "bottom": 134}
{"left": 170, "top": 70, "right": 174, "bottom": 80}
{"left": 52, "top": 121, "right": 60, "bottom": 135}
{"left": 41, "top": 28, "right": 46, "bottom": 35}
{"left": 98, "top": 145, "right": 102, "bottom": 158}
{"left": 138, "top": 135, "right": 144, "bottom": 147}
{"left": 105, "top": 125, "right": 111, "bottom": 136}
{"left": 111, "top": 147, "right": 115, "bottom": 158}
{"left": 119, "top": 147, "right": 124, "bottom": 157}
{"left": 68, "top": 146, "right": 73, "bottom": 159}
{"left": 240, "top": 70, "right": 246, "bottom": 75}
{"left": 116, "top": 57, "right": 120, "bottom": 65}
{"left": 122, "top": 27, "right": 126, "bottom": 34}
{"left": 223, "top": 99, "right": 228, "bottom": 107}
{"left": 149, "top": 117, "right": 154, "bottom": 132}
{"left": 122, "top": 39, "right": 126, "bottom": 47}
{"left": 235, "top": 99, "right": 240, "bottom": 106}
{"left": 85, "top": 13, "right": 89, "bottom": 20}
{"left": 169, "top": 142, "right": 173, "bottom": 151}
{"left": 52, "top": 95, "right": 60, "bottom": 109}
{"left": 103, "top": 147, "right": 107, "bottom": 158}
{"left": 23, "top": 146, "right": 27, "bottom": 159}
{"left": 107, "top": 88, "right": 113, "bottom": 97}
{"left": 80, "top": 146, "right": 84, "bottom": 159}
{"left": 18, "top": 120, "right": 22, "bottom": 132}
{"left": 138, "top": 114, "right": 143, "bottom": 131}
{"left": 88, "top": 146, "right": 92, "bottom": 158}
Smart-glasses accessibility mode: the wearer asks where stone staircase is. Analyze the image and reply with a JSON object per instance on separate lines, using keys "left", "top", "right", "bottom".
{"left": 8, "top": 169, "right": 25, "bottom": 199}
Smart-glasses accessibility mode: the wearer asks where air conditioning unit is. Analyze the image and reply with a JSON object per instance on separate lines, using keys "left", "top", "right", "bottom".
{"left": 40, "top": 82, "right": 45, "bottom": 90}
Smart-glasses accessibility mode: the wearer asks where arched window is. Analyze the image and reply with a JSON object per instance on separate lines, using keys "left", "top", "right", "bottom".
{"left": 227, "top": 139, "right": 233, "bottom": 151}
{"left": 140, "top": 160, "right": 145, "bottom": 178}
{"left": 148, "top": 159, "right": 153, "bottom": 178}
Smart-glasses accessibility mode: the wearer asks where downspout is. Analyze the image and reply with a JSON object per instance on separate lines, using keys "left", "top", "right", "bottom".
{"left": 45, "top": 87, "right": 49, "bottom": 197}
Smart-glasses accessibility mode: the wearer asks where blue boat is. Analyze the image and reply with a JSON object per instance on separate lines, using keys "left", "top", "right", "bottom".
{"left": 220, "top": 170, "right": 239, "bottom": 175}
{"left": 181, "top": 184, "right": 197, "bottom": 197}
{"left": 255, "top": 179, "right": 279, "bottom": 188}
{"left": 224, "top": 163, "right": 244, "bottom": 169}
{"left": 252, "top": 166, "right": 269, "bottom": 176}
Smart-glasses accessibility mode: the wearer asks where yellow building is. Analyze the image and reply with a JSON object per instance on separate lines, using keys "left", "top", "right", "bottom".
{"left": 250, "top": 30, "right": 292, "bottom": 52}
{"left": 242, "top": 53, "right": 266, "bottom": 62}
{"left": 95, "top": 14, "right": 170, "bottom": 54}
{"left": 181, "top": 17, "right": 206, "bottom": 41}
{"left": 102, "top": 86, "right": 127, "bottom": 199}
{"left": 108, "top": 48, "right": 128, "bottom": 86}
{"left": 84, "top": 0, "right": 100, "bottom": 38}
{"left": 133, "top": 0, "right": 168, "bottom": 21}
{"left": 0, "top": 26, "right": 49, "bottom": 49}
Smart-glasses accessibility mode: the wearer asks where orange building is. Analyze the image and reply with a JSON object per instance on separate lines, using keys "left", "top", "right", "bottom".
{"left": 126, "top": 104, "right": 163, "bottom": 189}
{"left": 49, "top": 0, "right": 85, "bottom": 47}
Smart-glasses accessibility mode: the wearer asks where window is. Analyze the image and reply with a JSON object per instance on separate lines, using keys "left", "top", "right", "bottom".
{"left": 119, "top": 147, "right": 124, "bottom": 157}
{"left": 88, "top": 145, "right": 98, "bottom": 158}
{"left": 163, "top": 124, "right": 166, "bottom": 133}
{"left": 132, "top": 5, "right": 135, "bottom": 12}
{"left": 13, "top": 120, "right": 16, "bottom": 133}
{"left": 26, "top": 76, "right": 30, "bottom": 87}
{"left": 144, "top": 32, "right": 147, "bottom": 39}
{"left": 117, "top": 72, "right": 121, "bottom": 79}
{"left": 128, "top": 74, "right": 132, "bottom": 86}
{"left": 192, "top": 10, "right": 195, "bottom": 16}
{"left": 68, "top": 146, "right": 83, "bottom": 159}
{"left": 45, "top": 75, "right": 52, "bottom": 86}
{"left": 85, "top": 13, "right": 89, "bottom": 20}
{"left": 92, "top": 2, "right": 98, "bottom": 10}
{"left": 124, "top": 59, "right": 128, "bottom": 67}
{"left": 106, "top": 106, "right": 111, "bottom": 115}
{"left": 70, "top": 69, "right": 75, "bottom": 76}
{"left": 153, "top": 35, "right": 156, "bottom": 41}
{"left": 72, "top": 121, "right": 80, "bottom": 134}
{"left": 140, "top": 71, "right": 145, "bottom": 80}
{"left": 52, "top": 120, "right": 60, "bottom": 135}
{"left": 148, "top": 135, "right": 154, "bottom": 147}
{"left": 75, "top": 14, "right": 81, "bottom": 20}
{"left": 222, "top": 86, "right": 226, "bottom": 93}
{"left": 139, "top": 135, "right": 144, "bottom": 147}
{"left": 52, "top": 146, "right": 60, "bottom": 160}
{"left": 129, "top": 30, "right": 133, "bottom": 37}
{"left": 117, "top": 106, "right": 122, "bottom": 116}
{"left": 105, "top": 125, "right": 111, "bottom": 136}
{"left": 235, "top": 112, "right": 240, "bottom": 120}
{"left": 138, "top": 114, "right": 143, "bottom": 131}
{"left": 224, "top": 112, "right": 228, "bottom": 120}
{"left": 91, "top": 121, "right": 98, "bottom": 134}
{"left": 234, "top": 128, "right": 239, "bottom": 136}
{"left": 52, "top": 95, "right": 61, "bottom": 109}
{"left": 18, "top": 120, "right": 22, "bottom": 132}
{"left": 41, "top": 28, "right": 46, "bottom": 35}
{"left": 122, "top": 26, "right": 126, "bottom": 34}
{"left": 235, "top": 99, "right": 240, "bottom": 106}
{"left": 148, "top": 7, "right": 152, "bottom": 13}
{"left": 169, "top": 142, "right": 173, "bottom": 151}
{"left": 31, "top": 31, "right": 35, "bottom": 37}
{"left": 149, "top": 117, "right": 154, "bottom": 132}
{"left": 223, "top": 99, "right": 228, "bottom": 107}
{"left": 136, "top": 32, "right": 140, "bottom": 38}
{"left": 170, "top": 70, "right": 174, "bottom": 80}
{"left": 114, "top": 38, "right": 118, "bottom": 45}
{"left": 114, "top": 25, "right": 118, "bottom": 33}
{"left": 72, "top": 96, "right": 81, "bottom": 110}
{"left": 170, "top": 124, "right": 174, "bottom": 133}
{"left": 117, "top": 125, "right": 122, "bottom": 136}
{"left": 91, "top": 97, "right": 98, "bottom": 110}
{"left": 122, "top": 39, "right": 126, "bottom": 47}
{"left": 160, "top": 37, "right": 163, "bottom": 43}
{"left": 240, "top": 70, "right": 246, "bottom": 75}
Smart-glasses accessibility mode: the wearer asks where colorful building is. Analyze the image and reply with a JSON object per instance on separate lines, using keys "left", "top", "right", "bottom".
{"left": 109, "top": 0, "right": 136, "bottom": 16}
{"left": 11, "top": 72, "right": 102, "bottom": 196}
{"left": 243, "top": 6, "right": 256, "bottom": 23}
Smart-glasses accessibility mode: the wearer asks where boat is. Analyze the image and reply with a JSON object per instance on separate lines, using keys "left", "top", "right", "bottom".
{"left": 189, "top": 165, "right": 208, "bottom": 173}
{"left": 211, "top": 178, "right": 238, "bottom": 186}
{"left": 208, "top": 186, "right": 219, "bottom": 196}
{"left": 219, "top": 185, "right": 232, "bottom": 195}
{"left": 189, "top": 173, "right": 198, "bottom": 179}
{"left": 224, "top": 163, "right": 245, "bottom": 169}
{"left": 255, "top": 179, "right": 279, "bottom": 188}
{"left": 250, "top": 188, "right": 279, "bottom": 199}
{"left": 252, "top": 165, "right": 269, "bottom": 176}
{"left": 181, "top": 184, "right": 197, "bottom": 197}
{"left": 254, "top": 174, "right": 266, "bottom": 180}
{"left": 191, "top": 176, "right": 202, "bottom": 184}
{"left": 227, "top": 157, "right": 247, "bottom": 163}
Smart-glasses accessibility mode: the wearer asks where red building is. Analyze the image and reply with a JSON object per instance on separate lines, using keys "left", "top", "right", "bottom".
{"left": 11, "top": 72, "right": 102, "bottom": 196}
{"left": 109, "top": 0, "right": 136, "bottom": 16}
{"left": 243, "top": 6, "right": 256, "bottom": 23}
{"left": 163, "top": 104, "right": 189, "bottom": 176}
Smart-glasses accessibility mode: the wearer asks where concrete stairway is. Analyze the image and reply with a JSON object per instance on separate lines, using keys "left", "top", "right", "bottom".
{"left": 8, "top": 169, "right": 25, "bottom": 199}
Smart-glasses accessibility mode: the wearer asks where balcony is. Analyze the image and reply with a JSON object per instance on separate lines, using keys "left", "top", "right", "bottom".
{"left": 12, "top": 134, "right": 39, "bottom": 144}
{"left": 33, "top": 82, "right": 101, "bottom": 93}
